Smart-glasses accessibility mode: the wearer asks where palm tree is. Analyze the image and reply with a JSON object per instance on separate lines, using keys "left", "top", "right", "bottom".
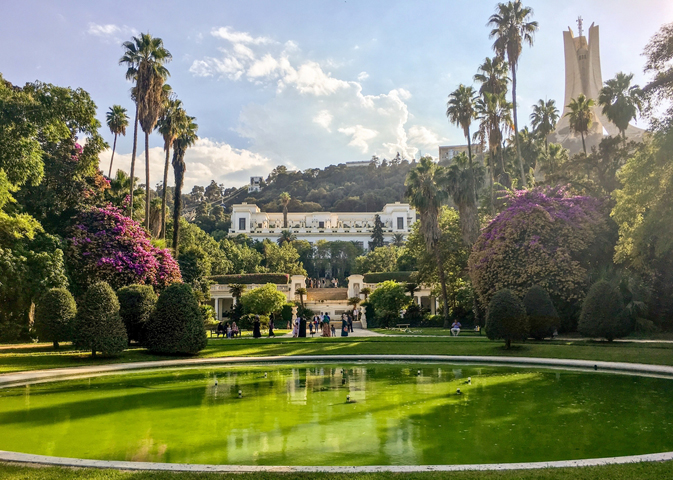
{"left": 474, "top": 56, "right": 509, "bottom": 97}
{"left": 598, "top": 72, "right": 644, "bottom": 142}
{"left": 360, "top": 287, "right": 372, "bottom": 302}
{"left": 280, "top": 192, "right": 291, "bottom": 228}
{"left": 171, "top": 115, "right": 198, "bottom": 256}
{"left": 229, "top": 284, "right": 246, "bottom": 306}
{"left": 530, "top": 99, "right": 559, "bottom": 153}
{"left": 539, "top": 142, "right": 568, "bottom": 177}
{"left": 566, "top": 94, "right": 595, "bottom": 155}
{"left": 404, "top": 283, "right": 419, "bottom": 296}
{"left": 105, "top": 105, "right": 129, "bottom": 178}
{"left": 296, "top": 287, "right": 307, "bottom": 307}
{"left": 121, "top": 33, "right": 172, "bottom": 230}
{"left": 488, "top": 1, "right": 539, "bottom": 185}
{"left": 442, "top": 152, "right": 485, "bottom": 245}
{"left": 392, "top": 233, "right": 405, "bottom": 247}
{"left": 405, "top": 157, "right": 451, "bottom": 327}
{"left": 118, "top": 55, "right": 140, "bottom": 219}
{"left": 105, "top": 169, "right": 144, "bottom": 212}
{"left": 446, "top": 85, "right": 478, "bottom": 189}
{"left": 156, "top": 97, "right": 184, "bottom": 239}
{"left": 278, "top": 229, "right": 296, "bottom": 245}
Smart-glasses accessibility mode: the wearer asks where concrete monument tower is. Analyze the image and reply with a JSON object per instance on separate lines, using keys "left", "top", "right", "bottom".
{"left": 548, "top": 18, "right": 644, "bottom": 154}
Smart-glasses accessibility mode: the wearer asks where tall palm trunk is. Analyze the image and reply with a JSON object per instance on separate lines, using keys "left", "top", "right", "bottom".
{"left": 434, "top": 248, "right": 450, "bottom": 328}
{"left": 129, "top": 106, "right": 139, "bottom": 219}
{"left": 467, "top": 130, "right": 477, "bottom": 205}
{"left": 458, "top": 201, "right": 480, "bottom": 246}
{"left": 145, "top": 131, "right": 151, "bottom": 231}
{"left": 283, "top": 207, "right": 288, "bottom": 228}
{"left": 160, "top": 144, "right": 170, "bottom": 239}
{"left": 172, "top": 149, "right": 185, "bottom": 258}
{"left": 108, "top": 133, "right": 118, "bottom": 178}
{"left": 511, "top": 66, "right": 526, "bottom": 185}
{"left": 581, "top": 131, "right": 587, "bottom": 155}
{"left": 489, "top": 153, "right": 495, "bottom": 215}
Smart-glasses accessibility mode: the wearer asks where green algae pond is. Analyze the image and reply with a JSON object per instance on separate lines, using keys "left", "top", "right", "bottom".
{"left": 1, "top": 363, "right": 672, "bottom": 466}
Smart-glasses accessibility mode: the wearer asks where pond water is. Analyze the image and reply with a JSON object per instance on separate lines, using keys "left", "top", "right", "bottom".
{"left": 1, "top": 363, "right": 672, "bottom": 466}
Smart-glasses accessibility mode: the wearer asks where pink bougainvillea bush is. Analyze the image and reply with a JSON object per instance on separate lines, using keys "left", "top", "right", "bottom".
{"left": 469, "top": 187, "right": 611, "bottom": 328}
{"left": 67, "top": 205, "right": 181, "bottom": 293}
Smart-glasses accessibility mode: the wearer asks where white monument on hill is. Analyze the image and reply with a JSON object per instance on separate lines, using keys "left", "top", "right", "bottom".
{"left": 548, "top": 17, "right": 645, "bottom": 154}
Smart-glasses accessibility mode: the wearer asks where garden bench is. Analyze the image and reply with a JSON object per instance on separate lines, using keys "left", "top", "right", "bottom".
{"left": 395, "top": 323, "right": 410, "bottom": 331}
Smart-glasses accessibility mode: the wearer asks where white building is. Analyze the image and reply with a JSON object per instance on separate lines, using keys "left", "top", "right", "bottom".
{"left": 229, "top": 202, "right": 416, "bottom": 250}
{"left": 210, "top": 273, "right": 437, "bottom": 325}
{"left": 248, "top": 176, "right": 263, "bottom": 193}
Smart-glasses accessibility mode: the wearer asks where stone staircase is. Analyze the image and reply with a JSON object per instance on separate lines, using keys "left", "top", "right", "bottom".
{"left": 306, "top": 288, "right": 348, "bottom": 301}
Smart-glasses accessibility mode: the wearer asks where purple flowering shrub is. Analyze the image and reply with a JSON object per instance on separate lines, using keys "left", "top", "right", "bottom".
{"left": 469, "top": 187, "right": 609, "bottom": 325}
{"left": 67, "top": 205, "right": 181, "bottom": 293}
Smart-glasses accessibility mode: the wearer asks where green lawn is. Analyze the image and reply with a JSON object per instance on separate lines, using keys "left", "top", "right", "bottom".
{"left": 1, "top": 335, "right": 673, "bottom": 374}
{"left": 1, "top": 461, "right": 672, "bottom": 480}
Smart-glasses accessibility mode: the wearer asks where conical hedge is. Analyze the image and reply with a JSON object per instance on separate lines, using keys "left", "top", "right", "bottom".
{"left": 486, "top": 289, "right": 528, "bottom": 349}
{"left": 146, "top": 283, "right": 207, "bottom": 355}
{"left": 34, "top": 288, "right": 77, "bottom": 349}
{"left": 73, "top": 282, "right": 127, "bottom": 357}
{"left": 578, "top": 280, "right": 630, "bottom": 341}
{"left": 523, "top": 285, "right": 559, "bottom": 340}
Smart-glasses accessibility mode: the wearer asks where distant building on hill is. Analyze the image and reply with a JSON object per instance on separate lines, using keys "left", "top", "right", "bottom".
{"left": 229, "top": 202, "right": 416, "bottom": 250}
{"left": 438, "top": 144, "right": 484, "bottom": 163}
{"left": 345, "top": 160, "right": 371, "bottom": 168}
{"left": 248, "top": 176, "right": 263, "bottom": 193}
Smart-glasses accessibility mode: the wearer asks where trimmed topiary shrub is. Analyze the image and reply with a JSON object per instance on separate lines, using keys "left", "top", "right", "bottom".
{"left": 208, "top": 274, "right": 289, "bottom": 285}
{"left": 485, "top": 289, "right": 528, "bottom": 349}
{"left": 281, "top": 303, "right": 294, "bottom": 324}
{"left": 578, "top": 280, "right": 630, "bottom": 341}
{"left": 73, "top": 282, "right": 127, "bottom": 357}
{"left": 34, "top": 288, "right": 77, "bottom": 349}
{"left": 146, "top": 283, "right": 208, "bottom": 355}
{"left": 117, "top": 284, "right": 157, "bottom": 344}
{"left": 523, "top": 285, "right": 559, "bottom": 340}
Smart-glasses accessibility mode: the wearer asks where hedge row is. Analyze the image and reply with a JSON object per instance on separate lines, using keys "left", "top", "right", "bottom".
{"left": 208, "top": 274, "right": 290, "bottom": 285}
{"left": 363, "top": 271, "right": 416, "bottom": 284}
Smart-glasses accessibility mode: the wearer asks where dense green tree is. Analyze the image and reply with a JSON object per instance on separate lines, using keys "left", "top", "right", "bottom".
{"left": 220, "top": 237, "right": 263, "bottom": 274}
{"left": 598, "top": 72, "right": 644, "bottom": 141}
{"left": 33, "top": 287, "right": 76, "bottom": 349}
{"left": 240, "top": 283, "right": 287, "bottom": 316}
{"left": 106, "top": 105, "right": 129, "bottom": 178}
{"left": 405, "top": 157, "right": 451, "bottom": 325}
{"left": 488, "top": 0, "right": 539, "bottom": 184}
{"left": 264, "top": 241, "right": 307, "bottom": 275}
{"left": 73, "top": 282, "right": 127, "bottom": 357}
{"left": 355, "top": 245, "right": 402, "bottom": 274}
{"left": 146, "top": 283, "right": 207, "bottom": 354}
{"left": 370, "top": 214, "right": 385, "bottom": 249}
{"left": 566, "top": 94, "right": 595, "bottom": 155}
{"left": 485, "top": 288, "right": 528, "bottom": 348}
{"left": 642, "top": 22, "right": 673, "bottom": 116}
{"left": 368, "top": 280, "right": 411, "bottom": 326}
{"left": 116, "top": 284, "right": 157, "bottom": 344}
{"left": 523, "top": 285, "right": 558, "bottom": 340}
{"left": 578, "top": 281, "right": 629, "bottom": 341}
{"left": 178, "top": 245, "right": 212, "bottom": 301}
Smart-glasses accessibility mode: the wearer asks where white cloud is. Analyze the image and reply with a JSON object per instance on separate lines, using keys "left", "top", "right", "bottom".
{"left": 99, "top": 137, "right": 276, "bottom": 190}
{"left": 189, "top": 26, "right": 445, "bottom": 171}
{"left": 210, "top": 26, "right": 274, "bottom": 45}
{"left": 86, "top": 23, "right": 137, "bottom": 43}
{"left": 313, "top": 110, "right": 333, "bottom": 131}
{"left": 338, "top": 125, "right": 379, "bottom": 153}
{"left": 407, "top": 125, "right": 447, "bottom": 148}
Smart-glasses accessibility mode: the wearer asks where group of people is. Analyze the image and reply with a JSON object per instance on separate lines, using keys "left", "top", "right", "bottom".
{"left": 215, "top": 321, "right": 239, "bottom": 338}
{"left": 302, "top": 312, "right": 355, "bottom": 337}
{"left": 306, "top": 277, "right": 339, "bottom": 288}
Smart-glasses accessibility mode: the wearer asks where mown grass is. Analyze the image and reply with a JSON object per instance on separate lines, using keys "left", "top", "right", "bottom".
{"left": 1, "top": 334, "right": 672, "bottom": 374}
{"left": 1, "top": 461, "right": 672, "bottom": 480}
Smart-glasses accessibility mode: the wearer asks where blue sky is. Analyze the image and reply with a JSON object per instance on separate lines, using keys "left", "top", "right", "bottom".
{"left": 2, "top": 0, "right": 672, "bottom": 190}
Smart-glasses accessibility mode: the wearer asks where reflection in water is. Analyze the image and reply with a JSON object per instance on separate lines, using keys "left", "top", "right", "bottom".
{"left": 0, "top": 364, "right": 672, "bottom": 466}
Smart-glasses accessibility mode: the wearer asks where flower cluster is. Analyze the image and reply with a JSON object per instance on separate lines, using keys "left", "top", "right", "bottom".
{"left": 469, "top": 187, "right": 609, "bottom": 319}
{"left": 67, "top": 205, "right": 181, "bottom": 292}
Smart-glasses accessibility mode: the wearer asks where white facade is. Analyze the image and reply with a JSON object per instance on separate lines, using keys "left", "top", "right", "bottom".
{"left": 229, "top": 202, "right": 416, "bottom": 250}
{"left": 209, "top": 274, "right": 437, "bottom": 322}
{"left": 248, "top": 176, "right": 263, "bottom": 193}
